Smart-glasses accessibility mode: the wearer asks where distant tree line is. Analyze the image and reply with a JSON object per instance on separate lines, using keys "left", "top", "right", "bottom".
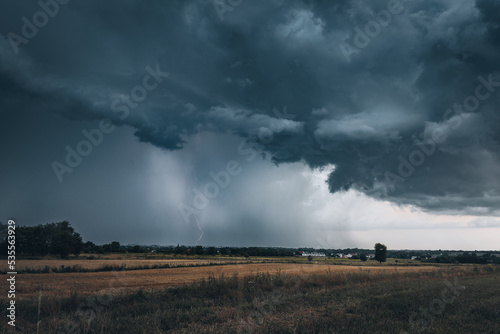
{"left": 125, "top": 245, "right": 297, "bottom": 257}
{"left": 0, "top": 221, "right": 129, "bottom": 258}
{"left": 82, "top": 240, "right": 125, "bottom": 254}
{"left": 423, "top": 252, "right": 500, "bottom": 264}
{"left": 1, "top": 222, "right": 499, "bottom": 262}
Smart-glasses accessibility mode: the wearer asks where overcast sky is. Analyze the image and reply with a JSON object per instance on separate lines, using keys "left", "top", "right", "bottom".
{"left": 1, "top": 0, "right": 500, "bottom": 250}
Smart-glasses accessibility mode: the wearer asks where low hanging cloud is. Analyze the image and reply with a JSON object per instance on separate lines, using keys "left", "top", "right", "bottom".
{"left": 1, "top": 0, "right": 500, "bottom": 217}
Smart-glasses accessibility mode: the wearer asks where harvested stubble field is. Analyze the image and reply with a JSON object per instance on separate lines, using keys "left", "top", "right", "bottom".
{"left": 1, "top": 258, "right": 254, "bottom": 272}
{"left": 4, "top": 264, "right": 499, "bottom": 333}
{"left": 18, "top": 262, "right": 441, "bottom": 298}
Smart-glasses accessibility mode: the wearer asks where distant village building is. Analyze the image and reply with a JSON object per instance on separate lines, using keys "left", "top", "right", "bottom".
{"left": 336, "top": 253, "right": 358, "bottom": 258}
{"left": 301, "top": 251, "right": 326, "bottom": 257}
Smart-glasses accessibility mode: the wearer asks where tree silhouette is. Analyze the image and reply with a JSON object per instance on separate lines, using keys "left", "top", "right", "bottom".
{"left": 374, "top": 243, "right": 387, "bottom": 263}
{"left": 17, "top": 221, "right": 83, "bottom": 258}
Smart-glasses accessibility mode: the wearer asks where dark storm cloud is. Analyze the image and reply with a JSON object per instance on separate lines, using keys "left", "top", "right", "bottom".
{"left": 1, "top": 0, "right": 500, "bottom": 216}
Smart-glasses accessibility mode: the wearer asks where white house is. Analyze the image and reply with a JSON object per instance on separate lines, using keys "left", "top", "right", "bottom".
{"left": 301, "top": 251, "right": 326, "bottom": 257}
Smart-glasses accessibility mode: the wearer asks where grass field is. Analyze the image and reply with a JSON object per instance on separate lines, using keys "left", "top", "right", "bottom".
{"left": 0, "top": 258, "right": 260, "bottom": 273}
{"left": 16, "top": 263, "right": 442, "bottom": 298}
{"left": 0, "top": 255, "right": 435, "bottom": 275}
{"left": 2, "top": 257, "right": 498, "bottom": 333}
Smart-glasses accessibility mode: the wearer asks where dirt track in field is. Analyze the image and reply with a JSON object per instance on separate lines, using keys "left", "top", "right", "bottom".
{"left": 17, "top": 263, "right": 440, "bottom": 299}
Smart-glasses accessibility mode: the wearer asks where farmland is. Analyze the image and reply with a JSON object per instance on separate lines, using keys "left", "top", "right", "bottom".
{"left": 1, "top": 257, "right": 258, "bottom": 273}
{"left": 0, "top": 253, "right": 436, "bottom": 274}
{"left": 14, "top": 262, "right": 441, "bottom": 298}
{"left": 1, "top": 255, "right": 499, "bottom": 333}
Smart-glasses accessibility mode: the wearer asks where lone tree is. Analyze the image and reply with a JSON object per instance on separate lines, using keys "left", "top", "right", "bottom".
{"left": 374, "top": 243, "right": 387, "bottom": 263}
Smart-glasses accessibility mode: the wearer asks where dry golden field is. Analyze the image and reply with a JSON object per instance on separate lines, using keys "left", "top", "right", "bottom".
{"left": 1, "top": 258, "right": 248, "bottom": 271}
{"left": 17, "top": 263, "right": 442, "bottom": 299}
{"left": 5, "top": 263, "right": 499, "bottom": 334}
